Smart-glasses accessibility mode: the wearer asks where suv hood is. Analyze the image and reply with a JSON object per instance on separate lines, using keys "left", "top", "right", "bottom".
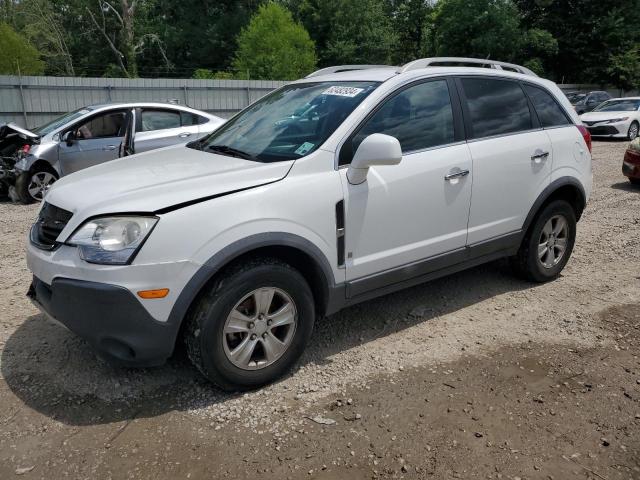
{"left": 45, "top": 145, "right": 294, "bottom": 217}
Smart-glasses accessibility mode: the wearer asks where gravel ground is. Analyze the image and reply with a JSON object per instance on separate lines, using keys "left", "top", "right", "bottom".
{"left": 0, "top": 140, "right": 639, "bottom": 479}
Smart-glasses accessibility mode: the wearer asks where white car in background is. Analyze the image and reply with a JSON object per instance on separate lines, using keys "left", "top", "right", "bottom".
{"left": 580, "top": 97, "right": 640, "bottom": 140}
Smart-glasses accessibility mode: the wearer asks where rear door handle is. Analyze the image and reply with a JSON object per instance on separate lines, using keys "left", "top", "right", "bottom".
{"left": 178, "top": 132, "right": 192, "bottom": 138}
{"left": 102, "top": 145, "right": 117, "bottom": 151}
{"left": 444, "top": 169, "right": 470, "bottom": 181}
{"left": 531, "top": 150, "right": 550, "bottom": 163}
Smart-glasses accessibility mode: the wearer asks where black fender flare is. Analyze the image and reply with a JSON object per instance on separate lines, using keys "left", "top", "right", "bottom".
{"left": 165, "top": 232, "right": 339, "bottom": 335}
{"left": 521, "top": 176, "right": 586, "bottom": 237}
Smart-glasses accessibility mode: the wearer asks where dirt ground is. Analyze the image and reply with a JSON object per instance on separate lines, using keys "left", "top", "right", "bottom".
{"left": 0, "top": 140, "right": 639, "bottom": 480}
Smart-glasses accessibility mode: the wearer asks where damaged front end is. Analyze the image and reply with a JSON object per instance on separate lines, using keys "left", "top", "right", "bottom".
{"left": 0, "top": 123, "right": 39, "bottom": 199}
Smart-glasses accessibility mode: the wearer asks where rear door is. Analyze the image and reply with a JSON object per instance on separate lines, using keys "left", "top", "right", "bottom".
{"left": 133, "top": 108, "right": 200, "bottom": 152}
{"left": 58, "top": 109, "right": 129, "bottom": 175}
{"left": 457, "top": 76, "right": 552, "bottom": 245}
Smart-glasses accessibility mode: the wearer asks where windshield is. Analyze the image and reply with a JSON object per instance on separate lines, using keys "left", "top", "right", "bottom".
{"left": 570, "top": 94, "right": 586, "bottom": 105}
{"left": 193, "top": 81, "right": 379, "bottom": 162}
{"left": 593, "top": 99, "right": 640, "bottom": 112}
{"left": 33, "top": 108, "right": 93, "bottom": 136}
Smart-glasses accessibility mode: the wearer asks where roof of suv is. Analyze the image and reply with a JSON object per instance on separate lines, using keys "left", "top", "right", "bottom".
{"left": 296, "top": 65, "right": 545, "bottom": 85}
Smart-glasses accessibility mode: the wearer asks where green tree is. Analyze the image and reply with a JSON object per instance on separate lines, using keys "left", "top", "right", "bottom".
{"left": 287, "top": 0, "right": 397, "bottom": 67}
{"left": 0, "top": 22, "right": 45, "bottom": 74}
{"left": 608, "top": 49, "right": 640, "bottom": 91}
{"left": 232, "top": 2, "right": 316, "bottom": 80}
{"left": 430, "top": 0, "right": 523, "bottom": 62}
{"left": 386, "top": 0, "right": 434, "bottom": 64}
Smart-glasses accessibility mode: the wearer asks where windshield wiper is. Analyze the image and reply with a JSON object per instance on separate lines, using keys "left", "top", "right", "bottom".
{"left": 206, "top": 144, "right": 256, "bottom": 160}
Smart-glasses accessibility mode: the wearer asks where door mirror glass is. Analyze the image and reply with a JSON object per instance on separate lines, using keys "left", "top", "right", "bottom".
{"left": 347, "top": 133, "right": 402, "bottom": 185}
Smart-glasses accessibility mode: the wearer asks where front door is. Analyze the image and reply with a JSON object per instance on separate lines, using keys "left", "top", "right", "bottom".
{"left": 340, "top": 79, "right": 473, "bottom": 288}
{"left": 58, "top": 109, "right": 128, "bottom": 175}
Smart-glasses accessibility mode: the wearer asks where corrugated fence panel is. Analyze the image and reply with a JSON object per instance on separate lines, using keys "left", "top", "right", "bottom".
{"left": 0, "top": 75, "right": 287, "bottom": 128}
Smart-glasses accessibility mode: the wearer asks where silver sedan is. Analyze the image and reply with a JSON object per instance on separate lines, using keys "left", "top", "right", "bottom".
{"left": 0, "top": 103, "right": 225, "bottom": 203}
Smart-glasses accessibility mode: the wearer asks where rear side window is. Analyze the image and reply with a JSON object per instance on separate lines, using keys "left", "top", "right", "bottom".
{"left": 140, "top": 109, "right": 181, "bottom": 132}
{"left": 523, "top": 84, "right": 571, "bottom": 128}
{"left": 180, "top": 112, "right": 210, "bottom": 126}
{"left": 461, "top": 78, "right": 532, "bottom": 139}
{"left": 352, "top": 80, "right": 455, "bottom": 154}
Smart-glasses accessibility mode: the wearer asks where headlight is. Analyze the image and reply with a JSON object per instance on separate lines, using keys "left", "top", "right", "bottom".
{"left": 67, "top": 216, "right": 158, "bottom": 265}
{"left": 606, "top": 117, "right": 629, "bottom": 123}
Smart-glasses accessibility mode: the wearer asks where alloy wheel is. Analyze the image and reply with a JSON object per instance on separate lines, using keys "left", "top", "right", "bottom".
{"left": 222, "top": 287, "right": 297, "bottom": 370}
{"left": 629, "top": 123, "right": 639, "bottom": 140}
{"left": 537, "top": 214, "right": 569, "bottom": 269}
{"left": 27, "top": 172, "right": 57, "bottom": 201}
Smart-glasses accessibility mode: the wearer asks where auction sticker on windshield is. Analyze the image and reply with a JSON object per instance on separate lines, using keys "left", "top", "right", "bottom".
{"left": 295, "top": 142, "right": 315, "bottom": 155}
{"left": 322, "top": 86, "right": 364, "bottom": 97}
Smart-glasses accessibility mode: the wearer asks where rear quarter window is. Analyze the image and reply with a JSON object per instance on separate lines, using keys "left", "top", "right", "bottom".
{"left": 523, "top": 84, "right": 571, "bottom": 128}
{"left": 460, "top": 77, "right": 533, "bottom": 139}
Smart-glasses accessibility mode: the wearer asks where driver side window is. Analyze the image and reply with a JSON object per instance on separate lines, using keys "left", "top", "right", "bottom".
{"left": 74, "top": 111, "right": 127, "bottom": 140}
{"left": 343, "top": 80, "right": 455, "bottom": 165}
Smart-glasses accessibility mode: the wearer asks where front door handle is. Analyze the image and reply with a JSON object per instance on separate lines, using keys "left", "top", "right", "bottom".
{"left": 178, "top": 132, "right": 192, "bottom": 138}
{"left": 444, "top": 169, "right": 470, "bottom": 181}
{"left": 531, "top": 149, "right": 550, "bottom": 164}
{"left": 102, "top": 145, "right": 117, "bottom": 151}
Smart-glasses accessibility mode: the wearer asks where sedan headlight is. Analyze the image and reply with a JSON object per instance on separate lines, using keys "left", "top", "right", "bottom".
{"left": 606, "top": 117, "right": 629, "bottom": 123}
{"left": 67, "top": 216, "right": 158, "bottom": 265}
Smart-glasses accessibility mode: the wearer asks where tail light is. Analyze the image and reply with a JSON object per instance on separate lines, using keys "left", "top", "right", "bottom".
{"left": 577, "top": 125, "right": 592, "bottom": 153}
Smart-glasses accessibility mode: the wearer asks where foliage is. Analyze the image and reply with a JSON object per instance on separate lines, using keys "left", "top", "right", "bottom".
{"left": 0, "top": 22, "right": 45, "bottom": 74}
{"left": 232, "top": 2, "right": 316, "bottom": 80}
{"left": 193, "top": 69, "right": 235, "bottom": 80}
{"left": 430, "top": 0, "right": 523, "bottom": 62}
{"left": 607, "top": 49, "right": 640, "bottom": 91}
{"left": 288, "top": 0, "right": 397, "bottom": 67}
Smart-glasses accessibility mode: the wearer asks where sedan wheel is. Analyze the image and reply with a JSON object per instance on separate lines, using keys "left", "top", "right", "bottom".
{"left": 15, "top": 169, "right": 58, "bottom": 204}
{"left": 628, "top": 122, "right": 639, "bottom": 141}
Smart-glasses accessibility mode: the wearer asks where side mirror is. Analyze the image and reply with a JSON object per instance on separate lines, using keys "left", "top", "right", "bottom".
{"left": 62, "top": 130, "right": 76, "bottom": 146}
{"left": 347, "top": 133, "right": 402, "bottom": 185}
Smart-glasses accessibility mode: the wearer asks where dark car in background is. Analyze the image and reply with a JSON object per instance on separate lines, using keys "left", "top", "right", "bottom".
{"left": 623, "top": 139, "right": 640, "bottom": 185}
{"left": 574, "top": 91, "right": 611, "bottom": 115}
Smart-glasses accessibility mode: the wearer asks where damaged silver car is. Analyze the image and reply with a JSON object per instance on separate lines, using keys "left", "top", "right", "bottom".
{"left": 0, "top": 103, "right": 224, "bottom": 203}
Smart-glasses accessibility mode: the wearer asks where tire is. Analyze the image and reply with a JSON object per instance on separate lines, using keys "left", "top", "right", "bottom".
{"left": 630, "top": 177, "right": 640, "bottom": 186}
{"left": 512, "top": 200, "right": 577, "bottom": 283}
{"left": 184, "top": 257, "right": 315, "bottom": 391}
{"left": 15, "top": 167, "right": 58, "bottom": 204}
{"left": 628, "top": 121, "right": 639, "bottom": 141}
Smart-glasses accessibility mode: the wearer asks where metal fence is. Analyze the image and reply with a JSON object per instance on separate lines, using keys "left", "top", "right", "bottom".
{"left": 0, "top": 75, "right": 288, "bottom": 129}
{"left": 1, "top": 75, "right": 638, "bottom": 130}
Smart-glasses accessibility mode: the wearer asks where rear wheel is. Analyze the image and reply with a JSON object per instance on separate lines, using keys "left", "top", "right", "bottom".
{"left": 512, "top": 200, "right": 577, "bottom": 282}
{"left": 184, "top": 258, "right": 315, "bottom": 391}
{"left": 15, "top": 167, "right": 58, "bottom": 204}
{"left": 628, "top": 121, "right": 639, "bottom": 141}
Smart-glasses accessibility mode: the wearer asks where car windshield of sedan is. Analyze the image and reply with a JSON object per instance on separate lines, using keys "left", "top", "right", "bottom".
{"left": 32, "top": 108, "right": 93, "bottom": 136}
{"left": 193, "top": 81, "right": 379, "bottom": 162}
{"left": 593, "top": 99, "right": 640, "bottom": 112}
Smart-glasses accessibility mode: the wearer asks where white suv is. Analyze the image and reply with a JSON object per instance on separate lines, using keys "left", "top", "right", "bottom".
{"left": 26, "top": 58, "right": 593, "bottom": 390}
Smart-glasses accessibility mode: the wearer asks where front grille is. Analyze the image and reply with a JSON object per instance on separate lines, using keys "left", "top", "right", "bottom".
{"left": 586, "top": 125, "right": 619, "bottom": 136}
{"left": 30, "top": 202, "right": 73, "bottom": 250}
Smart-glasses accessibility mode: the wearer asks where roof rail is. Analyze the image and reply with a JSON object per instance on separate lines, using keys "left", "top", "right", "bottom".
{"left": 399, "top": 57, "right": 538, "bottom": 77}
{"left": 305, "top": 65, "right": 393, "bottom": 78}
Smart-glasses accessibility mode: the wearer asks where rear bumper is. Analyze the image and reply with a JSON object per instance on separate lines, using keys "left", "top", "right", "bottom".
{"left": 28, "top": 276, "right": 180, "bottom": 367}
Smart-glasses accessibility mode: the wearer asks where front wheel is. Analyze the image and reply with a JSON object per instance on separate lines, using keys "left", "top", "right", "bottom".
{"left": 184, "top": 258, "right": 315, "bottom": 391}
{"left": 512, "top": 200, "right": 577, "bottom": 283}
{"left": 628, "top": 122, "right": 639, "bottom": 141}
{"left": 630, "top": 177, "right": 640, "bottom": 186}
{"left": 15, "top": 168, "right": 58, "bottom": 204}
